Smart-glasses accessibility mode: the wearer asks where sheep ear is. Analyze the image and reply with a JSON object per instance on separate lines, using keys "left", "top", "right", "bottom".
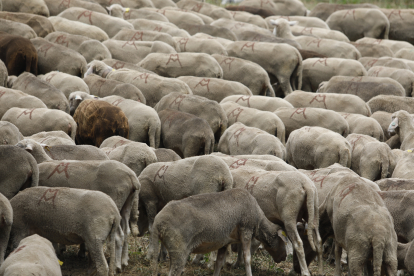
{"left": 25, "top": 144, "right": 33, "bottom": 152}
{"left": 273, "top": 27, "right": 277, "bottom": 35}
{"left": 75, "top": 95, "right": 82, "bottom": 100}
{"left": 269, "top": 19, "right": 278, "bottom": 26}
{"left": 84, "top": 65, "right": 94, "bottom": 78}
{"left": 289, "top": 21, "right": 297, "bottom": 26}
{"left": 277, "top": 229, "right": 289, "bottom": 243}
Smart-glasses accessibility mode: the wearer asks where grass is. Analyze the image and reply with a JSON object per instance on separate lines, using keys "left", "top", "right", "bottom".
{"left": 60, "top": 235, "right": 349, "bottom": 276}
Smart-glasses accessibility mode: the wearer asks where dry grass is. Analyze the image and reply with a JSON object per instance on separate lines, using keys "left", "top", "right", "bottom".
{"left": 60, "top": 235, "right": 350, "bottom": 276}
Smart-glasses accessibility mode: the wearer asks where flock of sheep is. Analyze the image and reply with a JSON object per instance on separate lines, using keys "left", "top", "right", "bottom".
{"left": 0, "top": 0, "right": 414, "bottom": 275}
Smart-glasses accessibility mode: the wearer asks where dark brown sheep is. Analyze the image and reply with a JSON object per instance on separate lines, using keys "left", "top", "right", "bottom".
{"left": 0, "top": 32, "right": 38, "bottom": 76}
{"left": 73, "top": 99, "right": 129, "bottom": 147}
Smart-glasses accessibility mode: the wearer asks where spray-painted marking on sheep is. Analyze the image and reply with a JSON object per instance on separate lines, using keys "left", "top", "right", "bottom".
{"left": 77, "top": 10, "right": 93, "bottom": 25}
{"left": 231, "top": 22, "right": 245, "bottom": 31}
{"left": 369, "top": 67, "right": 383, "bottom": 77}
{"left": 11, "top": 245, "right": 26, "bottom": 254}
{"left": 365, "top": 58, "right": 379, "bottom": 68}
{"left": 122, "top": 40, "right": 138, "bottom": 50}
{"left": 0, "top": 91, "right": 6, "bottom": 99}
{"left": 39, "top": 137, "right": 52, "bottom": 144}
{"left": 245, "top": 176, "right": 260, "bottom": 193}
{"left": 312, "top": 58, "right": 328, "bottom": 67}
{"left": 309, "top": 94, "right": 327, "bottom": 109}
{"left": 341, "top": 113, "right": 351, "bottom": 119}
{"left": 21, "top": 78, "right": 32, "bottom": 90}
{"left": 194, "top": 79, "right": 211, "bottom": 92}
{"left": 300, "top": 27, "right": 314, "bottom": 35}
{"left": 229, "top": 127, "right": 246, "bottom": 146}
{"left": 192, "top": 3, "right": 203, "bottom": 12}
{"left": 17, "top": 108, "right": 36, "bottom": 119}
{"left": 153, "top": 26, "right": 163, "bottom": 32}
{"left": 348, "top": 135, "right": 365, "bottom": 153}
{"left": 219, "top": 57, "right": 236, "bottom": 70}
{"left": 387, "top": 10, "right": 404, "bottom": 20}
{"left": 350, "top": 76, "right": 363, "bottom": 82}
{"left": 229, "top": 158, "right": 247, "bottom": 169}
{"left": 45, "top": 72, "right": 58, "bottom": 83}
{"left": 54, "top": 35, "right": 69, "bottom": 47}
{"left": 235, "top": 96, "right": 251, "bottom": 107}
{"left": 260, "top": 0, "right": 272, "bottom": 7}
{"left": 38, "top": 189, "right": 60, "bottom": 208}
{"left": 345, "top": 82, "right": 360, "bottom": 96}
{"left": 129, "top": 31, "right": 144, "bottom": 41}
{"left": 58, "top": 0, "right": 71, "bottom": 8}
{"left": 113, "top": 139, "right": 128, "bottom": 148}
{"left": 303, "top": 127, "right": 311, "bottom": 132}
{"left": 339, "top": 183, "right": 357, "bottom": 206}
{"left": 169, "top": 94, "right": 186, "bottom": 109}
{"left": 163, "top": 111, "right": 181, "bottom": 127}
{"left": 177, "top": 38, "right": 189, "bottom": 51}
{"left": 290, "top": 108, "right": 307, "bottom": 119}
{"left": 133, "top": 73, "right": 150, "bottom": 84}
{"left": 311, "top": 171, "right": 331, "bottom": 188}
{"left": 227, "top": 107, "right": 244, "bottom": 122}
{"left": 342, "top": 9, "right": 356, "bottom": 20}
{"left": 92, "top": 78, "right": 106, "bottom": 93}
{"left": 47, "top": 163, "right": 70, "bottom": 179}
{"left": 38, "top": 43, "right": 54, "bottom": 58}
{"left": 307, "top": 38, "right": 323, "bottom": 48}
{"left": 241, "top": 42, "right": 255, "bottom": 52}
{"left": 111, "top": 99, "right": 124, "bottom": 107}
{"left": 166, "top": 54, "right": 183, "bottom": 67}
{"left": 154, "top": 165, "right": 168, "bottom": 182}
{"left": 111, "top": 61, "right": 125, "bottom": 70}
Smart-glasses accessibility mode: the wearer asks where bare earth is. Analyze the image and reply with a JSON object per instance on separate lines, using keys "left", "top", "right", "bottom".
{"left": 60, "top": 236, "right": 349, "bottom": 276}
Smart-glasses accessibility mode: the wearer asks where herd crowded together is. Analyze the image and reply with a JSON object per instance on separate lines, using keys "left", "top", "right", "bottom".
{"left": 0, "top": 0, "right": 414, "bottom": 275}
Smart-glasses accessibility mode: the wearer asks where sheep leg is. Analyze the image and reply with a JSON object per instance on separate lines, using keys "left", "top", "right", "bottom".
{"left": 234, "top": 238, "right": 261, "bottom": 268}
{"left": 114, "top": 225, "right": 125, "bottom": 273}
{"left": 233, "top": 244, "right": 244, "bottom": 268}
{"left": 168, "top": 251, "right": 189, "bottom": 276}
{"left": 285, "top": 222, "right": 310, "bottom": 276}
{"left": 241, "top": 231, "right": 253, "bottom": 276}
{"left": 159, "top": 244, "right": 168, "bottom": 262}
{"left": 86, "top": 238, "right": 109, "bottom": 276}
{"left": 334, "top": 241, "right": 342, "bottom": 276}
{"left": 213, "top": 247, "right": 228, "bottom": 276}
{"left": 78, "top": 243, "right": 86, "bottom": 258}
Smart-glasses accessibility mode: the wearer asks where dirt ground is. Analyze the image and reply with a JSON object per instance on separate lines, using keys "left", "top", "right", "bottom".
{"left": 60, "top": 235, "right": 349, "bottom": 276}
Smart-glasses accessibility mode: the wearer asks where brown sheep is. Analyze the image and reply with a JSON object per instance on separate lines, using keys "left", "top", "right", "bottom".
{"left": 0, "top": 32, "right": 38, "bottom": 76}
{"left": 73, "top": 99, "right": 129, "bottom": 147}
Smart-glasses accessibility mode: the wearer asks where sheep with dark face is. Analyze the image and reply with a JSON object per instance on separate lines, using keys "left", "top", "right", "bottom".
{"left": 148, "top": 189, "right": 289, "bottom": 276}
